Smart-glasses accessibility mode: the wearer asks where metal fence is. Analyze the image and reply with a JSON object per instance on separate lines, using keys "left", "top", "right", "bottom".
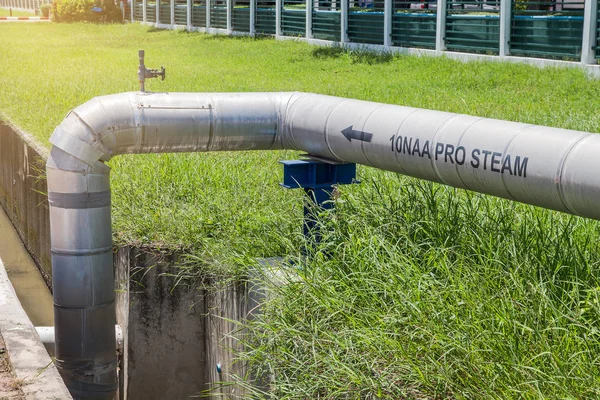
{"left": 511, "top": 0, "right": 584, "bottom": 59}
{"left": 0, "top": 0, "right": 49, "bottom": 11}
{"left": 132, "top": 0, "right": 600, "bottom": 66}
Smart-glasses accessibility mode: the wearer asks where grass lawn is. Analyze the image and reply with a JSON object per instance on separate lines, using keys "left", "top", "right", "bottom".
{"left": 0, "top": 7, "right": 35, "bottom": 16}
{"left": 1, "top": 22, "right": 600, "bottom": 398}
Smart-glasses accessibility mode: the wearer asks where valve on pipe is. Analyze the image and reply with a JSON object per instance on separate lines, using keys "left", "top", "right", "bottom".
{"left": 138, "top": 49, "right": 165, "bottom": 92}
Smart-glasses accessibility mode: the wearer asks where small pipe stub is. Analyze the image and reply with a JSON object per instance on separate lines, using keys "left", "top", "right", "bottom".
{"left": 138, "top": 49, "right": 166, "bottom": 92}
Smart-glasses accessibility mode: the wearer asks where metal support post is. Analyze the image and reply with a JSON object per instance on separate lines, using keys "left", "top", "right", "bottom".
{"left": 499, "top": 0, "right": 511, "bottom": 57}
{"left": 341, "top": 0, "right": 348, "bottom": 42}
{"left": 206, "top": 0, "right": 211, "bottom": 29}
{"left": 582, "top": 0, "right": 598, "bottom": 64}
{"left": 170, "top": 0, "right": 175, "bottom": 25}
{"left": 156, "top": 0, "right": 160, "bottom": 24}
{"left": 143, "top": 0, "right": 147, "bottom": 21}
{"left": 306, "top": 0, "right": 313, "bottom": 39}
{"left": 250, "top": 0, "right": 255, "bottom": 35}
{"left": 227, "top": 0, "right": 232, "bottom": 32}
{"left": 276, "top": 0, "right": 282, "bottom": 37}
{"left": 186, "top": 0, "right": 191, "bottom": 28}
{"left": 384, "top": 0, "right": 392, "bottom": 47}
{"left": 435, "top": 0, "right": 447, "bottom": 52}
{"left": 280, "top": 159, "right": 357, "bottom": 247}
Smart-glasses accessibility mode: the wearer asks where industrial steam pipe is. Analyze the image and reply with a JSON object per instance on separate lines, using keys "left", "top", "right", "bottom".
{"left": 47, "top": 91, "right": 600, "bottom": 398}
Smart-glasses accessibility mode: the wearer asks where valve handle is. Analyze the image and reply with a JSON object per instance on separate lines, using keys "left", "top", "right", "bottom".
{"left": 138, "top": 50, "right": 166, "bottom": 92}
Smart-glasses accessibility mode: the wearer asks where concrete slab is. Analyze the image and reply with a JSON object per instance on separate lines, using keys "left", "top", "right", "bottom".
{"left": 0, "top": 260, "right": 71, "bottom": 400}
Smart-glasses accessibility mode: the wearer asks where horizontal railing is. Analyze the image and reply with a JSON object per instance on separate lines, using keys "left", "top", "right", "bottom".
{"left": 0, "top": 0, "right": 49, "bottom": 11}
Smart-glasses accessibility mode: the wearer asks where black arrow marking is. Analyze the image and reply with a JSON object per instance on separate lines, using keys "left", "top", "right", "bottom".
{"left": 341, "top": 125, "right": 373, "bottom": 143}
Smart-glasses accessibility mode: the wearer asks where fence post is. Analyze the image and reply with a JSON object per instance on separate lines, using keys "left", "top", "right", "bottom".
{"left": 143, "top": 0, "right": 147, "bottom": 22}
{"left": 276, "top": 0, "right": 281, "bottom": 37}
{"left": 499, "top": 0, "right": 511, "bottom": 56}
{"left": 226, "top": 0, "right": 232, "bottom": 32}
{"left": 581, "top": 0, "right": 598, "bottom": 64}
{"left": 249, "top": 0, "right": 255, "bottom": 35}
{"left": 341, "top": 0, "right": 348, "bottom": 43}
{"left": 206, "top": 0, "right": 210, "bottom": 30}
{"left": 131, "top": 0, "right": 134, "bottom": 21}
{"left": 306, "top": 0, "right": 313, "bottom": 39}
{"left": 186, "top": 0, "right": 191, "bottom": 29}
{"left": 170, "top": 0, "right": 175, "bottom": 25}
{"left": 384, "top": 0, "right": 392, "bottom": 47}
{"left": 435, "top": 0, "right": 446, "bottom": 52}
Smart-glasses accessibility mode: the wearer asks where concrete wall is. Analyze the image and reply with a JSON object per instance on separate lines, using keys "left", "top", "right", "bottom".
{"left": 0, "top": 121, "right": 51, "bottom": 287}
{"left": 115, "top": 246, "right": 254, "bottom": 400}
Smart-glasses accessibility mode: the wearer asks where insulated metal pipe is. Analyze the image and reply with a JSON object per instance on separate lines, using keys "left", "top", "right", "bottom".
{"left": 47, "top": 91, "right": 600, "bottom": 398}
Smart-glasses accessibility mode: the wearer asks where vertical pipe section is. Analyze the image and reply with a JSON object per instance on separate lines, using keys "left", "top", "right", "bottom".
{"left": 47, "top": 148, "right": 116, "bottom": 400}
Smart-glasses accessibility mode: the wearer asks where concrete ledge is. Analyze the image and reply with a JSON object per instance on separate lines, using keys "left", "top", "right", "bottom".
{"left": 0, "top": 259, "right": 71, "bottom": 400}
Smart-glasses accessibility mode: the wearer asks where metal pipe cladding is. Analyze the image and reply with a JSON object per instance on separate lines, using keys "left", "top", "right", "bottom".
{"left": 47, "top": 91, "right": 600, "bottom": 398}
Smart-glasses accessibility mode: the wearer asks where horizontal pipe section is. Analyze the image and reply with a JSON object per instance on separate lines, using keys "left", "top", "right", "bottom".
{"left": 47, "top": 91, "right": 600, "bottom": 398}
{"left": 36, "top": 326, "right": 124, "bottom": 356}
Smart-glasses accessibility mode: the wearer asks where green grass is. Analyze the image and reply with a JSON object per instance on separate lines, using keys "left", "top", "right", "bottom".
{"left": 1, "top": 22, "right": 600, "bottom": 398}
{"left": 0, "top": 7, "right": 35, "bottom": 16}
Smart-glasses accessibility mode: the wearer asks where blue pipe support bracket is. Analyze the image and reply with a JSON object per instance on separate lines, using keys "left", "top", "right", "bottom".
{"left": 280, "top": 159, "right": 358, "bottom": 240}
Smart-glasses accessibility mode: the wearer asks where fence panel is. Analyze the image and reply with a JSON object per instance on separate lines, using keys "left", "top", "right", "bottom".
{"left": 233, "top": 0, "right": 250, "bottom": 31}
{"left": 147, "top": 1, "right": 157, "bottom": 21}
{"left": 134, "top": 0, "right": 144, "bottom": 20}
{"left": 256, "top": 0, "right": 276, "bottom": 33}
{"left": 348, "top": 0, "right": 384, "bottom": 44}
{"left": 174, "top": 0, "right": 187, "bottom": 23}
{"left": 211, "top": 0, "right": 227, "bottom": 28}
{"left": 159, "top": 0, "right": 171, "bottom": 23}
{"left": 446, "top": 0, "right": 500, "bottom": 54}
{"left": 392, "top": 0, "right": 436, "bottom": 48}
{"left": 313, "top": 0, "right": 342, "bottom": 41}
{"left": 511, "top": 0, "right": 584, "bottom": 60}
{"left": 191, "top": 0, "right": 206, "bottom": 26}
{"left": 282, "top": 0, "right": 306, "bottom": 36}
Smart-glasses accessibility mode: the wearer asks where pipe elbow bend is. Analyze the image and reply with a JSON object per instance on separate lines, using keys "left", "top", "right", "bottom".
{"left": 48, "top": 93, "right": 139, "bottom": 168}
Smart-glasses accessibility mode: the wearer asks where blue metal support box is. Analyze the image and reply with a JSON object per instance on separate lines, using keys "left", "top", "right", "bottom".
{"left": 280, "top": 159, "right": 357, "bottom": 243}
